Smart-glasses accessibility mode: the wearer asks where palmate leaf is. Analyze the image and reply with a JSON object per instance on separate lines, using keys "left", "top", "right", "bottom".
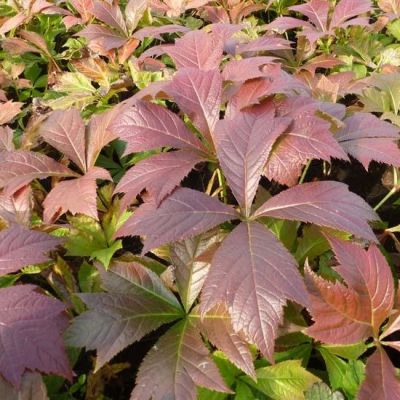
{"left": 335, "top": 113, "right": 400, "bottom": 169}
{"left": 37, "top": 108, "right": 87, "bottom": 173}
{"left": 130, "top": 319, "right": 231, "bottom": 400}
{"left": 167, "top": 68, "right": 222, "bottom": 145}
{"left": 115, "top": 150, "right": 204, "bottom": 208}
{"left": 0, "top": 101, "right": 23, "bottom": 125}
{"left": 357, "top": 347, "right": 400, "bottom": 400}
{"left": 216, "top": 107, "right": 291, "bottom": 216}
{"left": 65, "top": 261, "right": 183, "bottom": 370}
{"left": 110, "top": 100, "right": 206, "bottom": 155}
{"left": 0, "top": 151, "right": 77, "bottom": 196}
{"left": 254, "top": 181, "right": 378, "bottom": 242}
{"left": 116, "top": 188, "right": 237, "bottom": 253}
{"left": 43, "top": 167, "right": 111, "bottom": 224}
{"left": 201, "top": 221, "right": 309, "bottom": 361}
{"left": 305, "top": 239, "right": 394, "bottom": 344}
{"left": 0, "top": 285, "right": 71, "bottom": 387}
{"left": 0, "top": 224, "right": 61, "bottom": 276}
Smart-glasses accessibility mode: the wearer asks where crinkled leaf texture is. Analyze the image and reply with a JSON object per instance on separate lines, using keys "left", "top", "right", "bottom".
{"left": 305, "top": 238, "right": 394, "bottom": 344}
{"left": 116, "top": 188, "right": 237, "bottom": 253}
{"left": 0, "top": 285, "right": 71, "bottom": 387}
{"left": 255, "top": 181, "right": 378, "bottom": 242}
{"left": 357, "top": 347, "right": 400, "bottom": 400}
{"left": 0, "top": 224, "right": 61, "bottom": 276}
{"left": 65, "top": 261, "right": 183, "bottom": 370}
{"left": 201, "top": 221, "right": 309, "bottom": 361}
{"left": 130, "top": 319, "right": 231, "bottom": 400}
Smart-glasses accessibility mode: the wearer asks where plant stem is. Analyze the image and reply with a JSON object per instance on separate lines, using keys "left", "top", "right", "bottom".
{"left": 216, "top": 168, "right": 228, "bottom": 204}
{"left": 299, "top": 160, "right": 312, "bottom": 184}
{"left": 374, "top": 167, "right": 399, "bottom": 211}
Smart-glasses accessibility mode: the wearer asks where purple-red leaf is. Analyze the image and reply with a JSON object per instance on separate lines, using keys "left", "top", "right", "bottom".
{"left": 38, "top": 109, "right": 87, "bottom": 173}
{"left": 0, "top": 224, "right": 61, "bottom": 276}
{"left": 43, "top": 167, "right": 110, "bottom": 223}
{"left": 0, "top": 126, "right": 15, "bottom": 152}
{"left": 115, "top": 150, "right": 204, "bottom": 209}
{"left": 290, "top": 0, "right": 329, "bottom": 32}
{"left": 216, "top": 107, "right": 290, "bottom": 216}
{"left": 78, "top": 25, "right": 127, "bottom": 51}
{"left": 305, "top": 266, "right": 371, "bottom": 344}
{"left": 0, "top": 372, "right": 48, "bottom": 400}
{"left": 357, "top": 347, "right": 400, "bottom": 400}
{"left": 305, "top": 237, "right": 394, "bottom": 344}
{"left": 222, "top": 56, "right": 277, "bottom": 82}
{"left": 254, "top": 181, "right": 378, "bottom": 242}
{"left": 110, "top": 101, "right": 206, "bottom": 155}
{"left": 0, "top": 186, "right": 32, "bottom": 226}
{"left": 335, "top": 113, "right": 400, "bottom": 169}
{"left": 92, "top": 1, "right": 127, "bottom": 35}
{"left": 330, "top": 0, "right": 372, "bottom": 28}
{"left": 167, "top": 68, "right": 222, "bottom": 145}
{"left": 65, "top": 261, "right": 182, "bottom": 370}
{"left": 192, "top": 304, "right": 256, "bottom": 378}
{"left": 201, "top": 221, "right": 309, "bottom": 361}
{"left": 0, "top": 284, "right": 71, "bottom": 387}
{"left": 116, "top": 188, "right": 237, "bottom": 253}
{"left": 0, "top": 101, "right": 23, "bottom": 125}
{"left": 165, "top": 30, "right": 223, "bottom": 70}
{"left": 86, "top": 108, "right": 119, "bottom": 169}
{"left": 171, "top": 231, "right": 222, "bottom": 312}
{"left": 131, "top": 320, "right": 230, "bottom": 400}
{"left": 0, "top": 151, "right": 77, "bottom": 196}
{"left": 264, "top": 112, "right": 348, "bottom": 186}
{"left": 235, "top": 35, "right": 292, "bottom": 54}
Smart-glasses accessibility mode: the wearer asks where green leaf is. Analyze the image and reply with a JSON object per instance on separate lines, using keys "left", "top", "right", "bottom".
{"left": 65, "top": 216, "right": 122, "bottom": 268}
{"left": 388, "top": 20, "right": 400, "bottom": 42}
{"left": 321, "top": 342, "right": 367, "bottom": 361}
{"left": 305, "top": 382, "right": 345, "bottom": 400}
{"left": 318, "top": 348, "right": 365, "bottom": 397}
{"left": 91, "top": 239, "right": 122, "bottom": 268}
{"left": 244, "top": 360, "right": 320, "bottom": 400}
{"left": 235, "top": 381, "right": 259, "bottom": 400}
{"left": 78, "top": 261, "right": 102, "bottom": 293}
{"left": 264, "top": 219, "right": 298, "bottom": 251}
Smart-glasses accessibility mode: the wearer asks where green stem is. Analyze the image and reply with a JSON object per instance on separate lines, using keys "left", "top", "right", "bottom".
{"left": 216, "top": 168, "right": 228, "bottom": 204}
{"left": 374, "top": 167, "right": 399, "bottom": 211}
{"left": 299, "top": 160, "right": 312, "bottom": 184}
{"left": 374, "top": 187, "right": 398, "bottom": 211}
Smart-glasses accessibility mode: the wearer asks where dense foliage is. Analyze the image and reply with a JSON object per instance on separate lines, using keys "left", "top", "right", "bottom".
{"left": 1, "top": 0, "right": 400, "bottom": 399}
